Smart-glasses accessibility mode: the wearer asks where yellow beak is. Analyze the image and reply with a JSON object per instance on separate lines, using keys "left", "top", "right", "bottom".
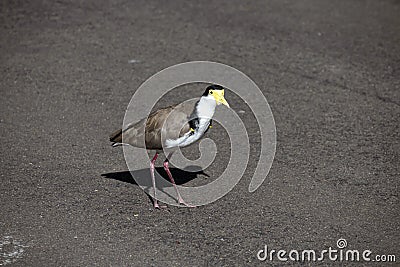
{"left": 211, "top": 89, "right": 230, "bottom": 108}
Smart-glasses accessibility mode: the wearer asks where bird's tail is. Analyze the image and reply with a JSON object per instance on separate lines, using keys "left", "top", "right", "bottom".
{"left": 109, "top": 128, "right": 122, "bottom": 146}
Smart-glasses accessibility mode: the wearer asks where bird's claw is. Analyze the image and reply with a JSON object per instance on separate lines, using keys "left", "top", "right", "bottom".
{"left": 153, "top": 201, "right": 168, "bottom": 209}
{"left": 178, "top": 199, "right": 196, "bottom": 208}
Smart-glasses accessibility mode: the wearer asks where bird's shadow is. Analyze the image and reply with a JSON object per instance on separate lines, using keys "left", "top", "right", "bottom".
{"left": 102, "top": 167, "right": 208, "bottom": 186}
{"left": 101, "top": 167, "right": 209, "bottom": 204}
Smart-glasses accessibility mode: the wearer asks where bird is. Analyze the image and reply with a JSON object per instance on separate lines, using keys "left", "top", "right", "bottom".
{"left": 109, "top": 84, "right": 230, "bottom": 208}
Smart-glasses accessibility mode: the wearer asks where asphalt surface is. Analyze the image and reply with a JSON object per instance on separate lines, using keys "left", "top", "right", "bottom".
{"left": 1, "top": 0, "right": 399, "bottom": 266}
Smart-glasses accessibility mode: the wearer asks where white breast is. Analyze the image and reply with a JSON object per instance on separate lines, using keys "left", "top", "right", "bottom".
{"left": 165, "top": 118, "right": 210, "bottom": 148}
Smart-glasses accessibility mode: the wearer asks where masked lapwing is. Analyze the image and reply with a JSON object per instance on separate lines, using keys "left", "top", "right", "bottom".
{"left": 109, "top": 84, "right": 230, "bottom": 208}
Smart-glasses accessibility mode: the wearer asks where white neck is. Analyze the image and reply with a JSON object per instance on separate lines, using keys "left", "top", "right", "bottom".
{"left": 196, "top": 95, "right": 217, "bottom": 119}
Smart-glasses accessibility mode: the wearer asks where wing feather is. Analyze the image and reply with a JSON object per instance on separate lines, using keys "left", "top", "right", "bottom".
{"left": 109, "top": 99, "right": 198, "bottom": 150}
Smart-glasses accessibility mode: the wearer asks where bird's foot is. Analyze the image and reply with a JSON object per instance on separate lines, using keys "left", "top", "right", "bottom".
{"left": 153, "top": 200, "right": 168, "bottom": 209}
{"left": 178, "top": 198, "right": 196, "bottom": 208}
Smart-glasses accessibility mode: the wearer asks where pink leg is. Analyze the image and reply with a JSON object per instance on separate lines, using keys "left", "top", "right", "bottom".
{"left": 163, "top": 152, "right": 195, "bottom": 207}
{"left": 149, "top": 152, "right": 166, "bottom": 209}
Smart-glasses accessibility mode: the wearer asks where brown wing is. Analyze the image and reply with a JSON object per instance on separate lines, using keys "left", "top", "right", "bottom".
{"left": 144, "top": 106, "right": 175, "bottom": 149}
{"left": 145, "top": 100, "right": 197, "bottom": 149}
{"left": 110, "top": 99, "right": 197, "bottom": 150}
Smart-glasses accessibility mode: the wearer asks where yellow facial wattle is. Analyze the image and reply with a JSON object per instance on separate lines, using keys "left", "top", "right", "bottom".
{"left": 210, "top": 89, "right": 230, "bottom": 108}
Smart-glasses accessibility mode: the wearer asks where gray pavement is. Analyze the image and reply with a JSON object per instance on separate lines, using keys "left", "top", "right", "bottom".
{"left": 1, "top": 0, "right": 399, "bottom": 266}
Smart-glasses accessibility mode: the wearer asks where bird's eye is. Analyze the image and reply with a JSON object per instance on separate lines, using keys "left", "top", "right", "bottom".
{"left": 209, "top": 91, "right": 213, "bottom": 94}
